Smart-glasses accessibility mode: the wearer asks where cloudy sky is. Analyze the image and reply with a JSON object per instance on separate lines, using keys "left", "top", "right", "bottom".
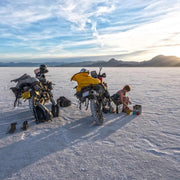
{"left": 0, "top": 0, "right": 180, "bottom": 62}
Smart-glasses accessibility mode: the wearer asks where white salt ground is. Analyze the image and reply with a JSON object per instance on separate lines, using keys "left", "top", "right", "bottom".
{"left": 0, "top": 67, "right": 179, "bottom": 180}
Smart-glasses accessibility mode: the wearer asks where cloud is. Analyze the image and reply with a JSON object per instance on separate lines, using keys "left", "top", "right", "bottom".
{"left": 0, "top": 1, "right": 53, "bottom": 27}
{"left": 0, "top": 0, "right": 180, "bottom": 61}
{"left": 55, "top": 0, "right": 118, "bottom": 32}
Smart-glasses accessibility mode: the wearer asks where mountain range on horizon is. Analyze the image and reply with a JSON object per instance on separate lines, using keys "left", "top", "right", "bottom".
{"left": 0, "top": 55, "right": 180, "bottom": 67}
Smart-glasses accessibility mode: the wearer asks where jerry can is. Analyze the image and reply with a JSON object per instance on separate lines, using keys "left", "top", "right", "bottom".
{"left": 133, "top": 105, "right": 142, "bottom": 115}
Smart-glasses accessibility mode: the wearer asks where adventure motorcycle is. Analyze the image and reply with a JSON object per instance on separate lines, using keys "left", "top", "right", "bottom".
{"left": 10, "top": 73, "right": 59, "bottom": 123}
{"left": 71, "top": 67, "right": 110, "bottom": 125}
{"left": 90, "top": 67, "right": 111, "bottom": 112}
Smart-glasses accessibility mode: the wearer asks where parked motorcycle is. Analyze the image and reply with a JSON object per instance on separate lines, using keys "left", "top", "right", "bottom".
{"left": 71, "top": 67, "right": 110, "bottom": 125}
{"left": 10, "top": 68, "right": 59, "bottom": 123}
{"left": 90, "top": 67, "right": 111, "bottom": 111}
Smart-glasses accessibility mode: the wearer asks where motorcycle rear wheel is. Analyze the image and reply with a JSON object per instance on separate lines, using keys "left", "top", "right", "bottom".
{"left": 90, "top": 99, "right": 104, "bottom": 125}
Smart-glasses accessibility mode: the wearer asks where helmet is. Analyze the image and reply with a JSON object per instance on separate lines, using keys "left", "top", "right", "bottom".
{"left": 40, "top": 64, "right": 48, "bottom": 73}
{"left": 80, "top": 68, "right": 89, "bottom": 73}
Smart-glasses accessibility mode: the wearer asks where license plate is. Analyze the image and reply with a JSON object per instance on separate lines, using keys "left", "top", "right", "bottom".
{"left": 22, "top": 91, "right": 31, "bottom": 99}
{"left": 82, "top": 91, "right": 89, "bottom": 97}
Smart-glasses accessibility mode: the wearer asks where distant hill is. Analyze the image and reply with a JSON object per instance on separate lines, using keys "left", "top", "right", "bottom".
{"left": 0, "top": 55, "right": 180, "bottom": 67}
{"left": 140, "top": 55, "right": 180, "bottom": 67}
{"left": 58, "top": 55, "right": 180, "bottom": 67}
{"left": 86, "top": 58, "right": 140, "bottom": 67}
{"left": 0, "top": 62, "right": 62, "bottom": 67}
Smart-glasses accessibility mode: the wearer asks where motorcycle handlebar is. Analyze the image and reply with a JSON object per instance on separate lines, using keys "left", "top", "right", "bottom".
{"left": 97, "top": 73, "right": 106, "bottom": 78}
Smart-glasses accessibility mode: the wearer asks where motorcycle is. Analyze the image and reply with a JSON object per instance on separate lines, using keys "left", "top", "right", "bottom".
{"left": 71, "top": 67, "right": 110, "bottom": 125}
{"left": 90, "top": 67, "right": 111, "bottom": 112}
{"left": 10, "top": 73, "right": 59, "bottom": 123}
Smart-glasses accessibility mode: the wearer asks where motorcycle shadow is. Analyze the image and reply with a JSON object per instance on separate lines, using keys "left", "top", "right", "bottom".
{"left": 0, "top": 104, "right": 138, "bottom": 180}
{"left": 88, "top": 112, "right": 138, "bottom": 141}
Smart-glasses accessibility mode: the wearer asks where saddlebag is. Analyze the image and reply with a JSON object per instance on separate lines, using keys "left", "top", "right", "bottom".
{"left": 111, "top": 93, "right": 122, "bottom": 106}
{"left": 34, "top": 102, "right": 53, "bottom": 123}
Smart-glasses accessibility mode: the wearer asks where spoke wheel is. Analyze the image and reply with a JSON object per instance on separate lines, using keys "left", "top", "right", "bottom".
{"left": 90, "top": 99, "right": 104, "bottom": 125}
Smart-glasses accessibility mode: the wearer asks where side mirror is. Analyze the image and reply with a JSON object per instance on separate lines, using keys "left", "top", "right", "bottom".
{"left": 102, "top": 73, "right": 106, "bottom": 78}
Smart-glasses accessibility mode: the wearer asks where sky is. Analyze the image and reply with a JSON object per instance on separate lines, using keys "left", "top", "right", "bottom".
{"left": 0, "top": 0, "right": 180, "bottom": 62}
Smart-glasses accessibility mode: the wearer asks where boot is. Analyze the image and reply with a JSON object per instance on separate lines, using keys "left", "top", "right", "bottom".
{"left": 8, "top": 122, "right": 17, "bottom": 133}
{"left": 21, "top": 121, "right": 28, "bottom": 130}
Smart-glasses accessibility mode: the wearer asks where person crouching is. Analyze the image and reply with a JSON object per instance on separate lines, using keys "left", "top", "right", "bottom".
{"left": 111, "top": 85, "right": 131, "bottom": 113}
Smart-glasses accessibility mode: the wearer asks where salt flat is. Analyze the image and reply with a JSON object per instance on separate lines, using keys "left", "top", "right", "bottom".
{"left": 0, "top": 67, "right": 179, "bottom": 180}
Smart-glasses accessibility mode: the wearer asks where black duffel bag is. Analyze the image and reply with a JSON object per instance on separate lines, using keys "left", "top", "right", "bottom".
{"left": 57, "top": 96, "right": 71, "bottom": 107}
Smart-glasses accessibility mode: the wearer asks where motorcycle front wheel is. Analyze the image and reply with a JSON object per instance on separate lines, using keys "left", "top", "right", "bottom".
{"left": 29, "top": 96, "right": 36, "bottom": 115}
{"left": 90, "top": 99, "right": 104, "bottom": 125}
